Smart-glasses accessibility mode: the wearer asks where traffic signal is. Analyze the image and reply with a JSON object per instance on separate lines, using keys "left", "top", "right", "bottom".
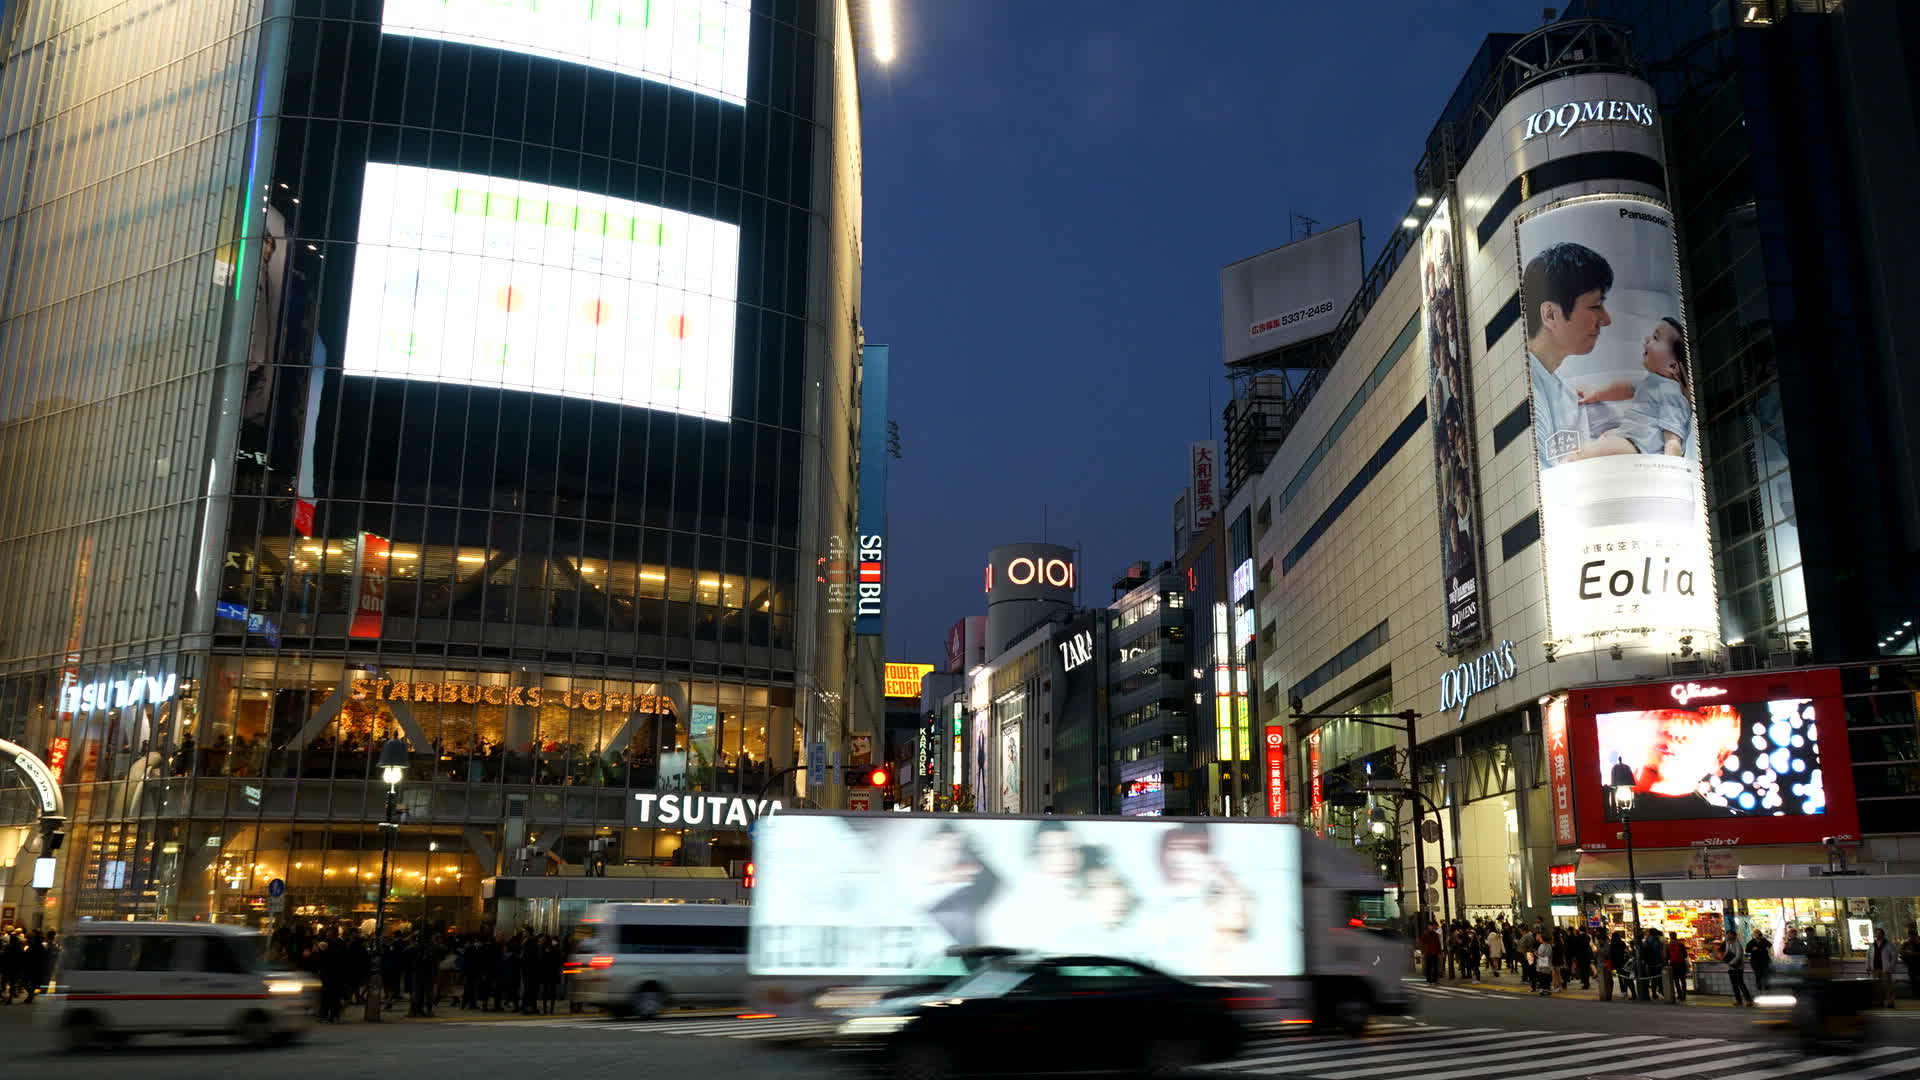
{"left": 867, "top": 766, "right": 891, "bottom": 788}
{"left": 1443, "top": 865, "right": 1458, "bottom": 889}
{"left": 742, "top": 861, "right": 755, "bottom": 889}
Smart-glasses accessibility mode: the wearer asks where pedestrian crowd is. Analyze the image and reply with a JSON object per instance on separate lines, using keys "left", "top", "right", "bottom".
{"left": 1416, "top": 916, "right": 1920, "bottom": 1007}
{"left": 0, "top": 927, "right": 57, "bottom": 1004}
{"left": 272, "top": 923, "right": 574, "bottom": 1022}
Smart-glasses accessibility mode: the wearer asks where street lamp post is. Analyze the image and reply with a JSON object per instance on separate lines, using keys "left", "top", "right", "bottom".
{"left": 365, "top": 739, "right": 409, "bottom": 1022}
{"left": 1610, "top": 760, "right": 1642, "bottom": 1000}
{"left": 1370, "top": 781, "right": 1454, "bottom": 976}
{"left": 1290, "top": 709, "right": 1427, "bottom": 928}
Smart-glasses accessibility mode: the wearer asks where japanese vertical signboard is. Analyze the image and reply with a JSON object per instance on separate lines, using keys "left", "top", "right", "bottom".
{"left": 1421, "top": 192, "right": 1485, "bottom": 651}
{"left": 1307, "top": 729, "right": 1323, "bottom": 834}
{"left": 1516, "top": 196, "right": 1717, "bottom": 650}
{"left": 347, "top": 532, "right": 391, "bottom": 639}
{"left": 1264, "top": 726, "right": 1288, "bottom": 817}
{"left": 1189, "top": 441, "right": 1219, "bottom": 531}
{"left": 1543, "top": 696, "right": 1576, "bottom": 846}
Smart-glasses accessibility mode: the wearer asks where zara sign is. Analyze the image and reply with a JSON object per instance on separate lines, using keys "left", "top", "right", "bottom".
{"left": 1058, "top": 630, "right": 1094, "bottom": 673}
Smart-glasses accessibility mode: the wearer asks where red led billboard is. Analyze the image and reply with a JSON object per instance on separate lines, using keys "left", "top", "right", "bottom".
{"left": 1567, "top": 667, "right": 1856, "bottom": 850}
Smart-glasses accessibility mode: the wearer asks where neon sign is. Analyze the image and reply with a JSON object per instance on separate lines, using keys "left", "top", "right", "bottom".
{"left": 1670, "top": 682, "right": 1728, "bottom": 705}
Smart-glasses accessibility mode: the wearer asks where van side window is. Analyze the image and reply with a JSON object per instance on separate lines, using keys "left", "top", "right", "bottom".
{"left": 202, "top": 937, "right": 252, "bottom": 974}
{"left": 616, "top": 922, "right": 748, "bottom": 954}
{"left": 134, "top": 936, "right": 181, "bottom": 972}
{"left": 73, "top": 935, "right": 135, "bottom": 971}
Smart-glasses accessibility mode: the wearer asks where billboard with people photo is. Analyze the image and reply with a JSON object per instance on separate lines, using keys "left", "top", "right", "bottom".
{"left": 1516, "top": 196, "right": 1718, "bottom": 649}
{"left": 1565, "top": 667, "right": 1858, "bottom": 849}
{"left": 747, "top": 813, "right": 1303, "bottom": 981}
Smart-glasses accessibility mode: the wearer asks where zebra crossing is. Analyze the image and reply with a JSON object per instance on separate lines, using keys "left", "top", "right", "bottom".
{"left": 1204, "top": 1022, "right": 1920, "bottom": 1079}
{"left": 1406, "top": 982, "right": 1503, "bottom": 1000}
{"left": 448, "top": 1014, "right": 840, "bottom": 1042}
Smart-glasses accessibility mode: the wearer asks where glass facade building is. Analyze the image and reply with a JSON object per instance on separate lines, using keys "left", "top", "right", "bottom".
{"left": 0, "top": 0, "right": 869, "bottom": 930}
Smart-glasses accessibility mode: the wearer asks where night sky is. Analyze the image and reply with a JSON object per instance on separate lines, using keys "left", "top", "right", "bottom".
{"left": 863, "top": 1, "right": 1556, "bottom": 662}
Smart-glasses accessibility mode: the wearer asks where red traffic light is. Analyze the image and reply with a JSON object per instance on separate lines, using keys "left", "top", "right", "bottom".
{"left": 1443, "top": 865, "right": 1458, "bottom": 889}
{"left": 742, "top": 861, "right": 755, "bottom": 889}
{"left": 868, "top": 767, "right": 891, "bottom": 788}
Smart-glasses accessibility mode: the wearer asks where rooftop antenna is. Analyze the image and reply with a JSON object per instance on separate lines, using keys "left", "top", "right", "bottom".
{"left": 1291, "top": 212, "right": 1319, "bottom": 240}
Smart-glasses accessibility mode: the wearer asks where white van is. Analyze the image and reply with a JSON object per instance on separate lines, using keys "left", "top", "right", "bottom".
{"left": 37, "top": 922, "right": 316, "bottom": 1050}
{"left": 567, "top": 902, "right": 749, "bottom": 1018}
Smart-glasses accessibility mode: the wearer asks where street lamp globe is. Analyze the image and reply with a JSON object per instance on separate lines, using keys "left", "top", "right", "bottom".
{"left": 1367, "top": 805, "right": 1389, "bottom": 836}
{"left": 1609, "top": 761, "right": 1637, "bottom": 811}
{"left": 378, "top": 738, "right": 409, "bottom": 787}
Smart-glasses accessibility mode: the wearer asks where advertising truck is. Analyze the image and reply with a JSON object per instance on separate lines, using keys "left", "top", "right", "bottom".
{"left": 745, "top": 811, "right": 1410, "bottom": 1033}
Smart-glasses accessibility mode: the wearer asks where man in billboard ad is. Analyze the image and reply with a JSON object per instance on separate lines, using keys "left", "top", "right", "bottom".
{"left": 1567, "top": 668, "right": 1858, "bottom": 848}
{"left": 1422, "top": 196, "right": 1483, "bottom": 649}
{"left": 1517, "top": 196, "right": 1717, "bottom": 648}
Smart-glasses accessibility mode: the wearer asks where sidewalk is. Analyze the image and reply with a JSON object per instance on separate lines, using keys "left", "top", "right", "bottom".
{"left": 1419, "top": 970, "right": 1920, "bottom": 1011}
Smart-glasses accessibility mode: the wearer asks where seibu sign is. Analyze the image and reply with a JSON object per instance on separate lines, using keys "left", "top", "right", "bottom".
{"left": 1438, "top": 639, "right": 1517, "bottom": 721}
{"left": 1522, "top": 99, "right": 1656, "bottom": 141}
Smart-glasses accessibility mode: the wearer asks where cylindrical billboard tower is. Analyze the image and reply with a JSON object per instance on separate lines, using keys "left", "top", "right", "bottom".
{"left": 984, "top": 543, "right": 1077, "bottom": 657}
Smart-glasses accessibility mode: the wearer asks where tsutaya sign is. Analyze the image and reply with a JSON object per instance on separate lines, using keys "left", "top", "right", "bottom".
{"left": 1522, "top": 99, "right": 1656, "bottom": 141}
{"left": 60, "top": 673, "right": 177, "bottom": 714}
{"left": 631, "top": 792, "right": 781, "bottom": 828}
{"left": 1437, "top": 639, "right": 1518, "bottom": 721}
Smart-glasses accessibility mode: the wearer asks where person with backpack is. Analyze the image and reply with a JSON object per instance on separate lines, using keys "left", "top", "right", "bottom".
{"left": 1723, "top": 932, "right": 1752, "bottom": 1006}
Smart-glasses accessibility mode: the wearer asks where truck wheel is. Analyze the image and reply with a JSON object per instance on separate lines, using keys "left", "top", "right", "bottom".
{"left": 1332, "top": 994, "right": 1371, "bottom": 1037}
{"left": 630, "top": 985, "right": 667, "bottom": 1019}
{"left": 63, "top": 1012, "right": 103, "bottom": 1053}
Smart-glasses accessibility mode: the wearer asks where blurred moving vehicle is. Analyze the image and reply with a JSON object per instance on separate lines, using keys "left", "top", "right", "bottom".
{"left": 36, "top": 922, "right": 315, "bottom": 1051}
{"left": 834, "top": 952, "right": 1262, "bottom": 1079}
{"left": 566, "top": 901, "right": 749, "bottom": 1018}
{"left": 814, "top": 946, "right": 1021, "bottom": 1012}
{"left": 749, "top": 811, "right": 1408, "bottom": 1034}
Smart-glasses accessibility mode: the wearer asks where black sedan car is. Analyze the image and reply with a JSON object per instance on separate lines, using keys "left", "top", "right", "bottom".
{"left": 833, "top": 953, "right": 1267, "bottom": 1079}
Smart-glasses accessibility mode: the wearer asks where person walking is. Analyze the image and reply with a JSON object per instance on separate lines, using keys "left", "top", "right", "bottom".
{"left": 1746, "top": 929, "right": 1773, "bottom": 992}
{"left": 1902, "top": 924, "right": 1920, "bottom": 1002}
{"left": 1871, "top": 927, "right": 1897, "bottom": 1009}
{"left": 1420, "top": 922, "right": 1442, "bottom": 985}
{"left": 1666, "top": 933, "right": 1689, "bottom": 1003}
{"left": 1724, "top": 932, "right": 1752, "bottom": 1006}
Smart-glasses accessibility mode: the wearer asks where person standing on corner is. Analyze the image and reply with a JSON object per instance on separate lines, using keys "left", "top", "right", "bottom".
{"left": 1665, "top": 932, "right": 1690, "bottom": 1003}
{"left": 1485, "top": 923, "right": 1506, "bottom": 979}
{"left": 1746, "top": 929, "right": 1773, "bottom": 992}
{"left": 1723, "top": 932, "right": 1752, "bottom": 1007}
{"left": 1534, "top": 933, "right": 1555, "bottom": 997}
{"left": 1872, "top": 927, "right": 1897, "bottom": 1009}
{"left": 1901, "top": 924, "right": 1920, "bottom": 1001}
{"left": 1420, "top": 922, "right": 1443, "bottom": 985}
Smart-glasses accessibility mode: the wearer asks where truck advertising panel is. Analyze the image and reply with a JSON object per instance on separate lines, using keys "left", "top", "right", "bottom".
{"left": 748, "top": 813, "right": 1304, "bottom": 985}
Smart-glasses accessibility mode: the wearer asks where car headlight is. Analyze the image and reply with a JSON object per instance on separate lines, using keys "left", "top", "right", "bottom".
{"left": 268, "top": 979, "right": 308, "bottom": 995}
{"left": 837, "top": 1015, "right": 916, "bottom": 1036}
{"left": 1753, "top": 993, "right": 1797, "bottom": 1007}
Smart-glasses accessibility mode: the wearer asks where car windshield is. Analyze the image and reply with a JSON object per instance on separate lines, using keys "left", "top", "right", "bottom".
{"left": 943, "top": 965, "right": 1033, "bottom": 998}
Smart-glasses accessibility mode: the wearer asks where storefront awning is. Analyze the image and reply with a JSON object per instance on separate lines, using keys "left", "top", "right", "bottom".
{"left": 1639, "top": 874, "right": 1920, "bottom": 901}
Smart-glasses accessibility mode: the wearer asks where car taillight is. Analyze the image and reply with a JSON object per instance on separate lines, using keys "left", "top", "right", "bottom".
{"left": 562, "top": 961, "right": 583, "bottom": 975}
{"left": 589, "top": 955, "right": 615, "bottom": 969}
{"left": 1222, "top": 996, "right": 1275, "bottom": 1010}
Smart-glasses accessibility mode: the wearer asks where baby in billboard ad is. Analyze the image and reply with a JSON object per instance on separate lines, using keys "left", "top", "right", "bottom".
{"left": 1518, "top": 196, "right": 1718, "bottom": 645}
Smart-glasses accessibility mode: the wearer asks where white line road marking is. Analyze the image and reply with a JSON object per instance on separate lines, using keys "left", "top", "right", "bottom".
{"left": 1714, "top": 1045, "right": 1912, "bottom": 1080}
{"left": 1311, "top": 1032, "right": 1666, "bottom": 1079}
{"left": 1208, "top": 1028, "right": 1518, "bottom": 1071}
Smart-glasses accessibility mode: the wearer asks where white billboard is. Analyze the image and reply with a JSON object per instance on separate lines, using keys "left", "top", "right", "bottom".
{"left": 344, "top": 163, "right": 740, "bottom": 421}
{"left": 1517, "top": 196, "right": 1718, "bottom": 648}
{"left": 382, "top": 0, "right": 752, "bottom": 105}
{"left": 748, "top": 814, "right": 1304, "bottom": 979}
{"left": 1219, "top": 221, "right": 1363, "bottom": 365}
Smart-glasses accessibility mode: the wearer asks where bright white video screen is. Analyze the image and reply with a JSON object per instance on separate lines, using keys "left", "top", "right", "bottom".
{"left": 749, "top": 815, "right": 1304, "bottom": 979}
{"left": 382, "top": 0, "right": 752, "bottom": 105}
{"left": 343, "top": 163, "right": 740, "bottom": 421}
{"left": 1597, "top": 698, "right": 1827, "bottom": 822}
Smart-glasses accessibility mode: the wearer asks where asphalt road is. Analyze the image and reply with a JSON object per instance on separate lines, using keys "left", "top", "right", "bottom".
{"left": 8, "top": 985, "right": 1920, "bottom": 1079}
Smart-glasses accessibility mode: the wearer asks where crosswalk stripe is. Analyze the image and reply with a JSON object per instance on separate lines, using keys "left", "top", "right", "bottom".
{"left": 1310, "top": 1032, "right": 1665, "bottom": 1079}
{"left": 1643, "top": 1050, "right": 1796, "bottom": 1077}
{"left": 1715, "top": 1045, "right": 1911, "bottom": 1080}
{"left": 1211, "top": 1028, "right": 1517, "bottom": 1070}
{"left": 1473, "top": 1039, "right": 1755, "bottom": 1080}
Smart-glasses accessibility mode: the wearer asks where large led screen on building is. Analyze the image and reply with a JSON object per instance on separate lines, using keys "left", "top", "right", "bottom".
{"left": 1422, "top": 193, "right": 1484, "bottom": 650}
{"left": 1517, "top": 196, "right": 1717, "bottom": 650}
{"left": 381, "top": 0, "right": 752, "bottom": 105}
{"left": 749, "top": 813, "right": 1304, "bottom": 979}
{"left": 343, "top": 163, "right": 740, "bottom": 421}
{"left": 1566, "top": 668, "right": 1858, "bottom": 849}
